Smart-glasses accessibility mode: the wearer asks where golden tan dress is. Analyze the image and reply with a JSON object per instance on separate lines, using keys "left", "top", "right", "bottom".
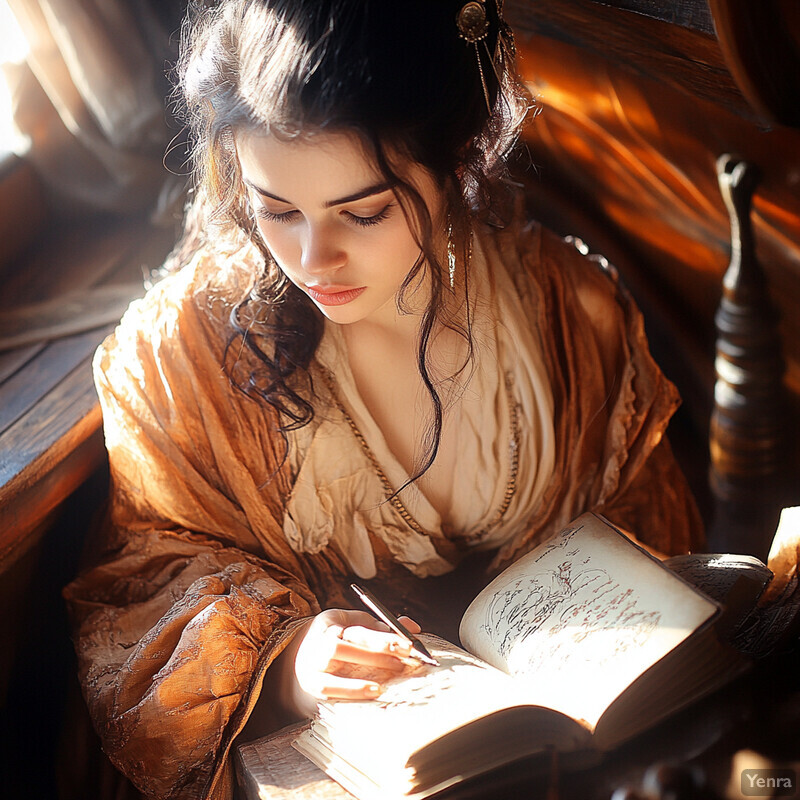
{"left": 64, "top": 218, "right": 704, "bottom": 800}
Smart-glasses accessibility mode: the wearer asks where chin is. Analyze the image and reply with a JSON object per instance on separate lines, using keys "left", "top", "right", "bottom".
{"left": 312, "top": 301, "right": 369, "bottom": 325}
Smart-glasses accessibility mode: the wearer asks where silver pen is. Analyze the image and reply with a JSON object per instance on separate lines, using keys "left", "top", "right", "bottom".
{"left": 350, "top": 582, "right": 439, "bottom": 666}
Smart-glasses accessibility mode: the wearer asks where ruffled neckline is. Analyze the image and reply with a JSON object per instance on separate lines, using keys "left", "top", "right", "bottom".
{"left": 282, "top": 230, "right": 555, "bottom": 578}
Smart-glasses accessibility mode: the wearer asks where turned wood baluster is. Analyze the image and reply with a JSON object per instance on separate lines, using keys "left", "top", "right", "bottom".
{"left": 709, "top": 154, "right": 786, "bottom": 556}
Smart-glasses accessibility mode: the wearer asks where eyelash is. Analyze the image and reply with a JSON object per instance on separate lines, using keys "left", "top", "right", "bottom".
{"left": 256, "top": 204, "right": 394, "bottom": 228}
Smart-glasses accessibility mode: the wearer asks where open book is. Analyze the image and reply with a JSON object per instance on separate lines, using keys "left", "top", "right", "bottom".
{"left": 292, "top": 514, "right": 759, "bottom": 800}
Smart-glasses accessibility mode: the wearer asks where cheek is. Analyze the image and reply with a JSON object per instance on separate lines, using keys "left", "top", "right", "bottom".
{"left": 357, "top": 230, "right": 416, "bottom": 288}
{"left": 380, "top": 218, "right": 421, "bottom": 268}
{"left": 256, "top": 224, "right": 299, "bottom": 270}
{"left": 395, "top": 231, "right": 423, "bottom": 282}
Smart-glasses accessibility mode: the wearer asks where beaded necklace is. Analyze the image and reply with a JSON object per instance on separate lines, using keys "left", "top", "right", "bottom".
{"left": 321, "top": 369, "right": 520, "bottom": 541}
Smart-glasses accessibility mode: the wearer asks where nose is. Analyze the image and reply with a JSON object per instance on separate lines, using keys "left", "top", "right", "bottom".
{"left": 301, "top": 223, "right": 347, "bottom": 276}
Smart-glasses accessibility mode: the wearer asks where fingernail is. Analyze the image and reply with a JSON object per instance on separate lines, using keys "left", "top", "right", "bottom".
{"left": 367, "top": 683, "right": 382, "bottom": 695}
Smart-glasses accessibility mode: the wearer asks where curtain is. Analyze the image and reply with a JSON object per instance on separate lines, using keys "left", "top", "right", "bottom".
{"left": 6, "top": 0, "right": 185, "bottom": 214}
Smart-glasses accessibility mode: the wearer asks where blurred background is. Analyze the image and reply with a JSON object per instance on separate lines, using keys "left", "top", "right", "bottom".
{"left": 0, "top": 1, "right": 798, "bottom": 797}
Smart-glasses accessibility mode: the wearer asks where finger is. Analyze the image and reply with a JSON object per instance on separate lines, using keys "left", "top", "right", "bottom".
{"left": 328, "top": 640, "right": 412, "bottom": 672}
{"left": 302, "top": 672, "right": 384, "bottom": 701}
{"left": 340, "top": 624, "right": 413, "bottom": 654}
{"left": 322, "top": 609, "right": 391, "bottom": 633}
{"left": 398, "top": 615, "right": 421, "bottom": 634}
{"left": 331, "top": 626, "right": 416, "bottom": 668}
{"left": 304, "top": 623, "right": 410, "bottom": 676}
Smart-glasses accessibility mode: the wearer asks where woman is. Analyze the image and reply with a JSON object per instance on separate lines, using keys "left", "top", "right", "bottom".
{"left": 64, "top": 1, "right": 703, "bottom": 798}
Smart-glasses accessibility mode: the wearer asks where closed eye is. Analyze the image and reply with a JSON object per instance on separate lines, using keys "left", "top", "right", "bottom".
{"left": 255, "top": 202, "right": 395, "bottom": 227}
{"left": 256, "top": 208, "right": 299, "bottom": 224}
{"left": 344, "top": 203, "right": 394, "bottom": 227}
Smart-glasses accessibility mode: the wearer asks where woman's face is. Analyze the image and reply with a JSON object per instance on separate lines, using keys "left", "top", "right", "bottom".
{"left": 236, "top": 130, "right": 443, "bottom": 327}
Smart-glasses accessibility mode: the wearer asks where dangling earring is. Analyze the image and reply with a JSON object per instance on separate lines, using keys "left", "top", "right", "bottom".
{"left": 447, "top": 218, "right": 457, "bottom": 290}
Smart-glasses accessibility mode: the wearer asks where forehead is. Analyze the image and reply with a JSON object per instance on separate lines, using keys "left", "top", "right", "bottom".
{"left": 235, "top": 130, "right": 384, "bottom": 200}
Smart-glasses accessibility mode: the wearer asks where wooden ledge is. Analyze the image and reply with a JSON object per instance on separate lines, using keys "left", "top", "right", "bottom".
{"left": 0, "top": 357, "right": 104, "bottom": 565}
{"left": 0, "top": 215, "right": 177, "bottom": 569}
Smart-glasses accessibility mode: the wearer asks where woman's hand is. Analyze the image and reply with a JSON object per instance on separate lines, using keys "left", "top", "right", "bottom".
{"left": 286, "top": 608, "right": 422, "bottom": 718}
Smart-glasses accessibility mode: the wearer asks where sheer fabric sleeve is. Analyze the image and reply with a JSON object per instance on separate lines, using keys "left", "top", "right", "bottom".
{"left": 63, "top": 262, "right": 322, "bottom": 800}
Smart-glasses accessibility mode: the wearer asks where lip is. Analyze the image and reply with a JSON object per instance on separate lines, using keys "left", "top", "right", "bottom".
{"left": 305, "top": 284, "right": 367, "bottom": 306}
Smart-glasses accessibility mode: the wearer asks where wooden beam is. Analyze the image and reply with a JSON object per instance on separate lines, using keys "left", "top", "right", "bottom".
{"left": 506, "top": 0, "right": 762, "bottom": 122}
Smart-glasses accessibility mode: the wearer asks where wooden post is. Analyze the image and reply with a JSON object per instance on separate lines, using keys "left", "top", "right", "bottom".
{"left": 708, "top": 154, "right": 786, "bottom": 557}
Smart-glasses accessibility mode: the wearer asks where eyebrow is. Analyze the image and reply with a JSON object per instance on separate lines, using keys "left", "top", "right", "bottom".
{"left": 243, "top": 179, "right": 394, "bottom": 208}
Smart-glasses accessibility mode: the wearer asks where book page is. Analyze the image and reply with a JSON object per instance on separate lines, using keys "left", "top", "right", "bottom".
{"left": 458, "top": 514, "right": 719, "bottom": 728}
{"left": 664, "top": 553, "right": 771, "bottom": 605}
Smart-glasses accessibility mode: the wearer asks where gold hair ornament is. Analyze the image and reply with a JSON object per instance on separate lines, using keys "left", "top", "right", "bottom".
{"left": 456, "top": 1, "right": 489, "bottom": 42}
{"left": 456, "top": 0, "right": 506, "bottom": 114}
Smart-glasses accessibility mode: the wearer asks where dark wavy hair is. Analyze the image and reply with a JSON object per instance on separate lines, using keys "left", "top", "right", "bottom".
{"left": 174, "top": 0, "right": 531, "bottom": 481}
